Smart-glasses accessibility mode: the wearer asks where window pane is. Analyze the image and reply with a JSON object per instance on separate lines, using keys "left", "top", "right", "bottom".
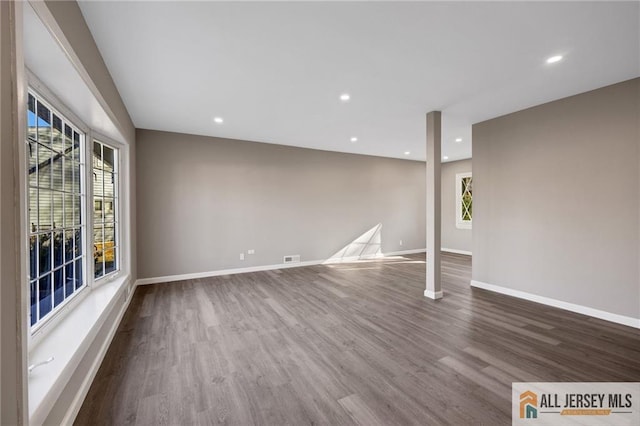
{"left": 104, "top": 198, "right": 115, "bottom": 223}
{"left": 74, "top": 196, "right": 82, "bottom": 226}
{"left": 75, "top": 258, "right": 83, "bottom": 289}
{"left": 30, "top": 280, "right": 37, "bottom": 326}
{"left": 52, "top": 115, "right": 64, "bottom": 153}
{"left": 39, "top": 233, "right": 52, "bottom": 276}
{"left": 28, "top": 142, "right": 38, "bottom": 187}
{"left": 38, "top": 146, "right": 52, "bottom": 188}
{"left": 104, "top": 225, "right": 116, "bottom": 274}
{"left": 53, "top": 192, "right": 63, "bottom": 229}
{"left": 93, "top": 169, "right": 103, "bottom": 197}
{"left": 29, "top": 188, "right": 38, "bottom": 233}
{"left": 29, "top": 236, "right": 37, "bottom": 280}
{"left": 39, "top": 274, "right": 52, "bottom": 319}
{"left": 72, "top": 162, "right": 81, "bottom": 194}
{"left": 103, "top": 146, "right": 115, "bottom": 171}
{"left": 104, "top": 172, "right": 114, "bottom": 198}
{"left": 64, "top": 124, "right": 73, "bottom": 154}
{"left": 63, "top": 155, "right": 74, "bottom": 193}
{"left": 94, "top": 225, "right": 104, "bottom": 278}
{"left": 64, "top": 230, "right": 74, "bottom": 263}
{"left": 104, "top": 224, "right": 115, "bottom": 245}
{"left": 93, "top": 141, "right": 102, "bottom": 169}
{"left": 53, "top": 231, "right": 64, "bottom": 269}
{"left": 74, "top": 228, "right": 82, "bottom": 258}
{"left": 73, "top": 131, "right": 81, "bottom": 162}
{"left": 65, "top": 263, "right": 75, "bottom": 298}
{"left": 93, "top": 197, "right": 103, "bottom": 223}
{"left": 64, "top": 194, "right": 74, "bottom": 227}
{"left": 28, "top": 94, "right": 37, "bottom": 141}
{"left": 105, "top": 250, "right": 116, "bottom": 275}
{"left": 37, "top": 102, "right": 51, "bottom": 146}
{"left": 53, "top": 268, "right": 64, "bottom": 307}
{"left": 38, "top": 190, "right": 52, "bottom": 231}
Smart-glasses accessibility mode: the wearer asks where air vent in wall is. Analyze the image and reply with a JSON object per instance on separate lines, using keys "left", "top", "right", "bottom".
{"left": 283, "top": 255, "right": 301, "bottom": 263}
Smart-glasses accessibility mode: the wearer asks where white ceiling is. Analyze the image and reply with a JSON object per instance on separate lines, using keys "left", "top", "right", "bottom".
{"left": 78, "top": 1, "right": 639, "bottom": 162}
{"left": 23, "top": 2, "right": 126, "bottom": 144}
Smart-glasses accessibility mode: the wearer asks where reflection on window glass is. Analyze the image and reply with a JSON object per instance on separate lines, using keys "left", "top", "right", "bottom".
{"left": 103, "top": 146, "right": 114, "bottom": 171}
{"left": 52, "top": 115, "right": 64, "bottom": 153}
{"left": 93, "top": 140, "right": 119, "bottom": 279}
{"left": 38, "top": 147, "right": 52, "bottom": 188}
{"left": 27, "top": 92, "right": 85, "bottom": 327}
{"left": 37, "top": 102, "right": 51, "bottom": 146}
{"left": 73, "top": 131, "right": 80, "bottom": 162}
{"left": 28, "top": 94, "right": 37, "bottom": 141}
{"left": 64, "top": 124, "right": 73, "bottom": 152}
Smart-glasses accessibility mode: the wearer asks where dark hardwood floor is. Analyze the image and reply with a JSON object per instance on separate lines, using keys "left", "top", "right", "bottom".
{"left": 75, "top": 253, "right": 640, "bottom": 425}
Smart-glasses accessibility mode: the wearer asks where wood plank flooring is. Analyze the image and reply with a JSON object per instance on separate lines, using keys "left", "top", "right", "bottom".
{"left": 75, "top": 253, "right": 640, "bottom": 425}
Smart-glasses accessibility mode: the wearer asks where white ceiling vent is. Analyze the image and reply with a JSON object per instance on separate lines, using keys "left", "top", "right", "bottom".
{"left": 283, "top": 255, "right": 301, "bottom": 264}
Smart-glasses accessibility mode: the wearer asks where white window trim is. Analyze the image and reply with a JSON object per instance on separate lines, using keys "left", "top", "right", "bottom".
{"left": 25, "top": 72, "right": 131, "bottom": 351}
{"left": 455, "top": 172, "right": 472, "bottom": 230}
{"left": 91, "top": 132, "right": 126, "bottom": 284}
{"left": 26, "top": 80, "right": 91, "bottom": 343}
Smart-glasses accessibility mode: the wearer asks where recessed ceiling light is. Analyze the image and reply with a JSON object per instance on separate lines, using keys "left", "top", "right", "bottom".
{"left": 404, "top": 151, "right": 411, "bottom": 155}
{"left": 443, "top": 156, "right": 449, "bottom": 160}
{"left": 350, "top": 137, "right": 358, "bottom": 143}
{"left": 455, "top": 138, "right": 462, "bottom": 142}
{"left": 546, "top": 55, "right": 563, "bottom": 64}
{"left": 340, "top": 93, "right": 351, "bottom": 102}
{"left": 213, "top": 117, "right": 224, "bottom": 124}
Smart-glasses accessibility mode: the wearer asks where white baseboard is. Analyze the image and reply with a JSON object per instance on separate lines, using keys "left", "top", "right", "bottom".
{"left": 61, "top": 281, "right": 136, "bottom": 425}
{"left": 441, "top": 248, "right": 472, "bottom": 256}
{"left": 424, "top": 289, "right": 443, "bottom": 299}
{"left": 136, "top": 248, "right": 429, "bottom": 286}
{"left": 470, "top": 280, "right": 640, "bottom": 329}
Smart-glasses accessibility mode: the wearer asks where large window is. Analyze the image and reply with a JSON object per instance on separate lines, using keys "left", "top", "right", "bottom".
{"left": 27, "top": 92, "right": 85, "bottom": 327}
{"left": 456, "top": 172, "right": 472, "bottom": 229}
{"left": 92, "top": 140, "right": 119, "bottom": 279}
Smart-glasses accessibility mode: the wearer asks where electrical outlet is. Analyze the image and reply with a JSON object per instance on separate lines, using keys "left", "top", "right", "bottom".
{"left": 248, "top": 249, "right": 255, "bottom": 255}
{"left": 240, "top": 253, "right": 245, "bottom": 260}
{"left": 399, "top": 240, "right": 403, "bottom": 246}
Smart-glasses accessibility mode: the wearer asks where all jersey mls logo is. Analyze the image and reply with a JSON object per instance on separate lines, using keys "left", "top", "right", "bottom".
{"left": 520, "top": 390, "right": 537, "bottom": 419}
{"left": 512, "top": 382, "right": 640, "bottom": 426}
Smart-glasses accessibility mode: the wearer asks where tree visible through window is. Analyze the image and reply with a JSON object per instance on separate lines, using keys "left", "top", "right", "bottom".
{"left": 456, "top": 172, "right": 472, "bottom": 229}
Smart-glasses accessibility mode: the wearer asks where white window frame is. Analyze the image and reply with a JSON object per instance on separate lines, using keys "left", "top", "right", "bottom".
{"left": 25, "top": 72, "right": 130, "bottom": 349}
{"left": 26, "top": 83, "right": 90, "bottom": 337}
{"left": 456, "top": 172, "right": 472, "bottom": 230}
{"left": 91, "top": 134, "right": 123, "bottom": 283}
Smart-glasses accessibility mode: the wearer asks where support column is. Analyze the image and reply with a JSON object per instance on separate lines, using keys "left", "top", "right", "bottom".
{"left": 425, "top": 111, "right": 442, "bottom": 299}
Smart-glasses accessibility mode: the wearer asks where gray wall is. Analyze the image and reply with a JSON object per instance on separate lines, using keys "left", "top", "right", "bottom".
{"left": 136, "top": 129, "right": 426, "bottom": 279}
{"left": 473, "top": 78, "right": 640, "bottom": 319}
{"left": 441, "top": 159, "right": 472, "bottom": 253}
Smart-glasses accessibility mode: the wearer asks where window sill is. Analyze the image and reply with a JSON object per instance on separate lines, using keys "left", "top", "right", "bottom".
{"left": 28, "top": 273, "right": 131, "bottom": 424}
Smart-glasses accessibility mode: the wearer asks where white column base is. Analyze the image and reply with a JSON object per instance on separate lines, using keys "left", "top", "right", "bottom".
{"left": 424, "top": 289, "right": 443, "bottom": 300}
